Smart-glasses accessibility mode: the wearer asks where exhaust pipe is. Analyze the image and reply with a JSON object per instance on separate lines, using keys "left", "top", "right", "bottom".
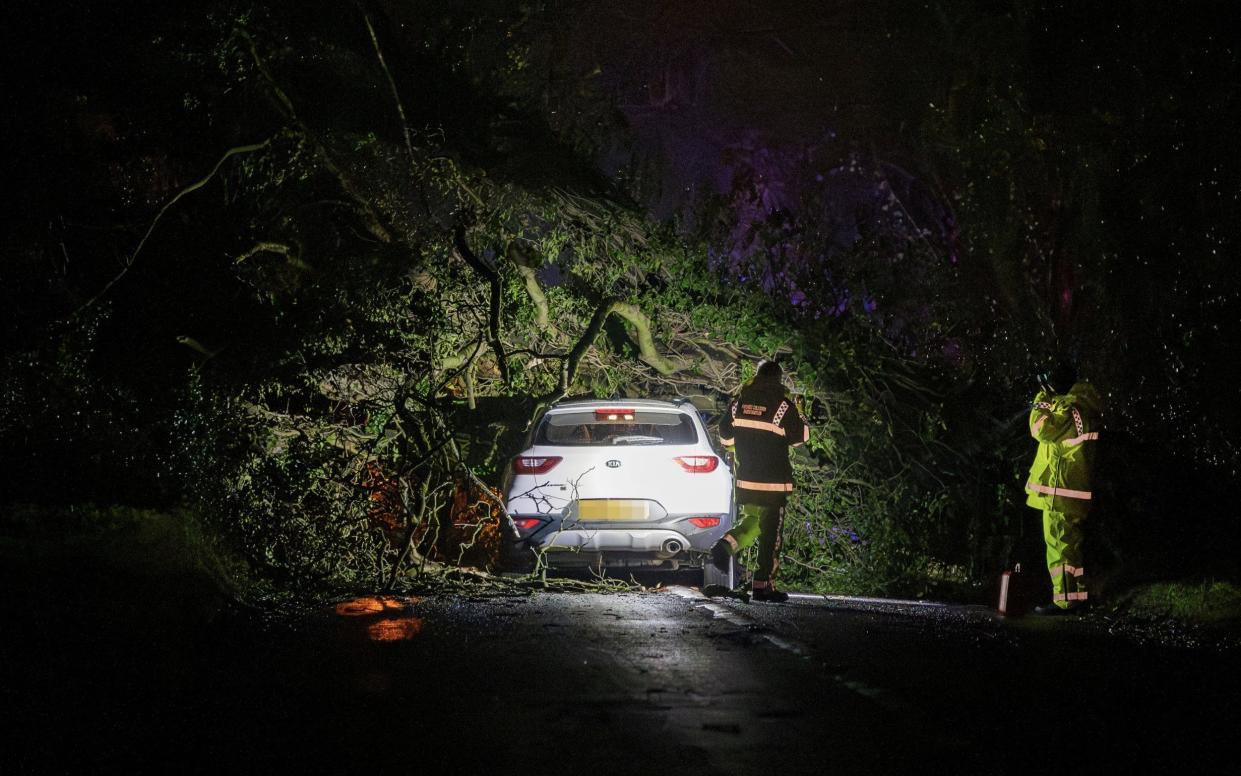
{"left": 661, "top": 538, "right": 684, "bottom": 555}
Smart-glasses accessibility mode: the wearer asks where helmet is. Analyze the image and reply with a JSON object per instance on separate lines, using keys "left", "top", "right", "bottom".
{"left": 756, "top": 359, "right": 783, "bottom": 379}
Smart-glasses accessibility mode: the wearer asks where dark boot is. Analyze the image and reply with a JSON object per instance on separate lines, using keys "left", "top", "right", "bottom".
{"left": 1032, "top": 603, "right": 1079, "bottom": 616}
{"left": 751, "top": 583, "right": 788, "bottom": 603}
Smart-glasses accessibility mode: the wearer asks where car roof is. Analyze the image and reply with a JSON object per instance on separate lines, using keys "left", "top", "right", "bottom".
{"left": 545, "top": 398, "right": 694, "bottom": 414}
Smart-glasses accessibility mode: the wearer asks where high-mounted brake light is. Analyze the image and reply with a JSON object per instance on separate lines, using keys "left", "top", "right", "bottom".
{"left": 512, "top": 456, "right": 562, "bottom": 474}
{"left": 594, "top": 408, "right": 636, "bottom": 420}
{"left": 512, "top": 517, "right": 543, "bottom": 530}
{"left": 687, "top": 516, "right": 721, "bottom": 528}
{"left": 674, "top": 455, "right": 719, "bottom": 473}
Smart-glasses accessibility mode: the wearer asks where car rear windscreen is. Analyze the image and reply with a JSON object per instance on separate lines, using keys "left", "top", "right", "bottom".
{"left": 536, "top": 410, "right": 698, "bottom": 446}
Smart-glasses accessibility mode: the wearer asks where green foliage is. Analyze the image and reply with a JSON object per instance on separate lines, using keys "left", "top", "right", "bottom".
{"left": 0, "top": 503, "right": 249, "bottom": 609}
{"left": 173, "top": 379, "right": 386, "bottom": 588}
{"left": 0, "top": 309, "right": 172, "bottom": 506}
{"left": 1117, "top": 581, "right": 1241, "bottom": 625}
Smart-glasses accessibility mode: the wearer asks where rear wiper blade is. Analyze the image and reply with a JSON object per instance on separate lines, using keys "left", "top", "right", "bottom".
{"left": 610, "top": 435, "right": 663, "bottom": 445}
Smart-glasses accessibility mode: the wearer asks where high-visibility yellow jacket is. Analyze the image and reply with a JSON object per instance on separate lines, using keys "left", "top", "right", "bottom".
{"left": 1025, "top": 382, "right": 1102, "bottom": 516}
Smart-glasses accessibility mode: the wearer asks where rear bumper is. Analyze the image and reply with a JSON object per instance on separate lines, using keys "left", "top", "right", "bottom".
{"left": 502, "top": 514, "right": 731, "bottom": 571}
{"left": 519, "top": 515, "right": 729, "bottom": 551}
{"left": 540, "top": 550, "right": 704, "bottom": 569}
{"left": 541, "top": 528, "right": 692, "bottom": 553}
{"left": 536, "top": 528, "right": 709, "bottom": 569}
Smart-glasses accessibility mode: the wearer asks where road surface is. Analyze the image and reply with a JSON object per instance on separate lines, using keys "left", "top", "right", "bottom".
{"left": 3, "top": 579, "right": 1237, "bottom": 774}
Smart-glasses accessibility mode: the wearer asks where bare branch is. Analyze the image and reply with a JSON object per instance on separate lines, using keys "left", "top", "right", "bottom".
{"left": 392, "top": 381, "right": 521, "bottom": 538}
{"left": 70, "top": 139, "right": 272, "bottom": 319}
{"left": 453, "top": 225, "right": 511, "bottom": 386}
{"left": 233, "top": 241, "right": 290, "bottom": 264}
{"left": 508, "top": 241, "right": 551, "bottom": 330}
{"left": 536, "top": 296, "right": 687, "bottom": 404}
{"left": 359, "top": 3, "right": 417, "bottom": 163}
{"left": 243, "top": 30, "right": 394, "bottom": 243}
{"left": 611, "top": 301, "right": 684, "bottom": 375}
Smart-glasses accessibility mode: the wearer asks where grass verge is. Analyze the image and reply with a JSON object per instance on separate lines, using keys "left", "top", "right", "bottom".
{"left": 0, "top": 504, "right": 258, "bottom": 624}
{"left": 1112, "top": 580, "right": 1241, "bottom": 626}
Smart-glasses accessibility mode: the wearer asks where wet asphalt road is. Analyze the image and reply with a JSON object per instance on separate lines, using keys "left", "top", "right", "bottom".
{"left": 3, "top": 580, "right": 1239, "bottom": 775}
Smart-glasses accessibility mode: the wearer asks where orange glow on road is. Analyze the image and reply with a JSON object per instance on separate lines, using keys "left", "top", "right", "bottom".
{"left": 334, "top": 595, "right": 421, "bottom": 617}
{"left": 367, "top": 616, "right": 425, "bottom": 641}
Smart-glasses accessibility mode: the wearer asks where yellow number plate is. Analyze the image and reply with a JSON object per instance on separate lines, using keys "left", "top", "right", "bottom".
{"left": 576, "top": 500, "right": 651, "bottom": 521}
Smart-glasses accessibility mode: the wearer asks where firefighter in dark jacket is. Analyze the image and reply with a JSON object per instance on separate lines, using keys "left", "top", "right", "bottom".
{"left": 711, "top": 359, "right": 809, "bottom": 602}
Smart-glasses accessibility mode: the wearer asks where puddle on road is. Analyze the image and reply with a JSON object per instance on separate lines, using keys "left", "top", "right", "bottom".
{"left": 334, "top": 595, "right": 421, "bottom": 616}
{"left": 333, "top": 595, "right": 426, "bottom": 642}
{"left": 366, "top": 617, "right": 424, "bottom": 641}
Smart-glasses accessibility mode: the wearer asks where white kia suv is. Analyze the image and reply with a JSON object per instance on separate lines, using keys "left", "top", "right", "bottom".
{"left": 502, "top": 398, "right": 735, "bottom": 587}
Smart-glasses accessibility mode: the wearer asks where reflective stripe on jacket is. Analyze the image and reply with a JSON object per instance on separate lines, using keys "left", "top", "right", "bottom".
{"left": 720, "top": 376, "right": 808, "bottom": 503}
{"left": 1024, "top": 381, "right": 1102, "bottom": 516}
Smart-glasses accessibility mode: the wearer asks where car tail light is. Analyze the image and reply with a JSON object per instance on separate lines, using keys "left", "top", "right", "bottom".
{"left": 594, "top": 408, "right": 636, "bottom": 420}
{"left": 511, "top": 517, "right": 543, "bottom": 530}
{"left": 512, "top": 456, "right": 562, "bottom": 474}
{"left": 674, "top": 455, "right": 719, "bottom": 473}
{"left": 687, "top": 516, "right": 721, "bottom": 528}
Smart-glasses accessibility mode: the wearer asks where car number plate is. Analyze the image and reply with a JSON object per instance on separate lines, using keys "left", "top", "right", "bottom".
{"left": 576, "top": 499, "right": 651, "bottom": 521}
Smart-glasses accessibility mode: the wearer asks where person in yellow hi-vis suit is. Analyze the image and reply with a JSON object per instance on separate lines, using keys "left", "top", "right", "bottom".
{"left": 1025, "top": 361, "right": 1102, "bottom": 615}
